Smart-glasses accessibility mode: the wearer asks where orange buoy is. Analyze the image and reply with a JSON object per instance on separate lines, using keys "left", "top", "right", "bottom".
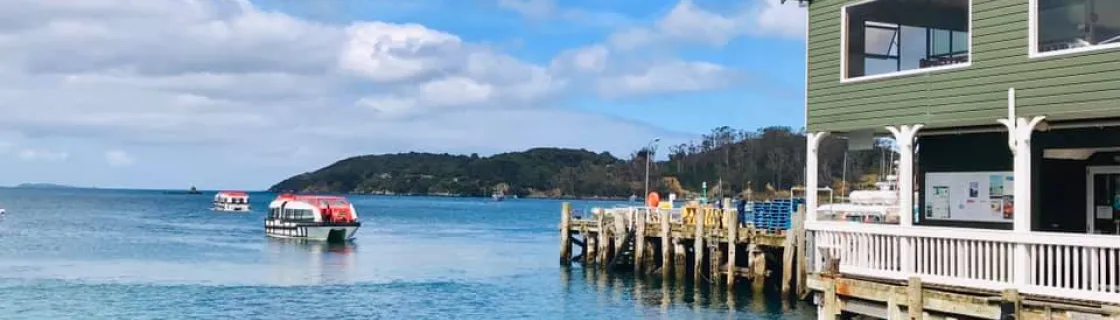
{"left": 646, "top": 192, "right": 660, "bottom": 208}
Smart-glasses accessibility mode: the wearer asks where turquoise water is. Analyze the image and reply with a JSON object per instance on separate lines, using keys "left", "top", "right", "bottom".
{"left": 0, "top": 188, "right": 815, "bottom": 319}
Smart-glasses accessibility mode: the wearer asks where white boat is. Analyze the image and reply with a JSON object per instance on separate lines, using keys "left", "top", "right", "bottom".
{"left": 213, "top": 191, "right": 251, "bottom": 212}
{"left": 265, "top": 194, "right": 361, "bottom": 242}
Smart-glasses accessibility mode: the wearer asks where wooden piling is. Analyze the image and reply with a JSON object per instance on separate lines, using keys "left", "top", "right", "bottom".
{"left": 820, "top": 256, "right": 841, "bottom": 320}
{"left": 634, "top": 210, "right": 646, "bottom": 274}
{"left": 907, "top": 276, "right": 923, "bottom": 319}
{"left": 727, "top": 207, "right": 739, "bottom": 287}
{"left": 1000, "top": 289, "right": 1020, "bottom": 320}
{"left": 560, "top": 202, "right": 571, "bottom": 265}
{"left": 794, "top": 205, "right": 808, "bottom": 298}
{"left": 586, "top": 234, "right": 597, "bottom": 266}
{"left": 783, "top": 205, "right": 805, "bottom": 296}
{"left": 674, "top": 238, "right": 687, "bottom": 282}
{"left": 661, "top": 208, "right": 672, "bottom": 279}
{"left": 693, "top": 208, "right": 705, "bottom": 283}
{"left": 597, "top": 213, "right": 608, "bottom": 266}
{"left": 580, "top": 231, "right": 589, "bottom": 265}
{"left": 711, "top": 242, "right": 723, "bottom": 285}
{"left": 781, "top": 232, "right": 795, "bottom": 295}
{"left": 749, "top": 244, "right": 767, "bottom": 293}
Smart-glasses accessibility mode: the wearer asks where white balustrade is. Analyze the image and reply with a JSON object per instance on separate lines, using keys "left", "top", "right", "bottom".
{"left": 808, "top": 221, "right": 1120, "bottom": 303}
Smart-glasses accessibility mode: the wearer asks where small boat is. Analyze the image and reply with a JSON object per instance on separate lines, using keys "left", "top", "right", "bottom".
{"left": 187, "top": 186, "right": 201, "bottom": 195}
{"left": 265, "top": 194, "right": 361, "bottom": 242}
{"left": 213, "top": 191, "right": 251, "bottom": 212}
{"left": 0, "top": 208, "right": 5, "bottom": 215}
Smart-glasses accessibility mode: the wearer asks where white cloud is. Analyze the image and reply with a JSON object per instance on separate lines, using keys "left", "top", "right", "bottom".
{"left": 607, "top": 0, "right": 805, "bottom": 51}
{"left": 105, "top": 150, "right": 136, "bottom": 167}
{"left": 756, "top": 0, "right": 808, "bottom": 39}
{"left": 17, "top": 149, "right": 69, "bottom": 162}
{"left": 497, "top": 0, "right": 556, "bottom": 20}
{"left": 496, "top": 0, "right": 632, "bottom": 29}
{"left": 597, "top": 61, "right": 738, "bottom": 97}
{"left": 338, "top": 22, "right": 463, "bottom": 83}
{"left": 0, "top": 0, "right": 692, "bottom": 189}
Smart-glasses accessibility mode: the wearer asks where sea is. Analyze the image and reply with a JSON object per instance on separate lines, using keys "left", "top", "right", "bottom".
{"left": 0, "top": 188, "right": 817, "bottom": 319}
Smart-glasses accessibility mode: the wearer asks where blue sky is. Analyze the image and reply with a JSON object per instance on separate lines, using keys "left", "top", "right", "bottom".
{"left": 0, "top": 0, "right": 807, "bottom": 190}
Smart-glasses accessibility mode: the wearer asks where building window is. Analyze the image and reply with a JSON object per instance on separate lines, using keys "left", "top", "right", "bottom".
{"left": 1033, "top": 0, "right": 1120, "bottom": 56}
{"left": 842, "top": 0, "right": 971, "bottom": 81}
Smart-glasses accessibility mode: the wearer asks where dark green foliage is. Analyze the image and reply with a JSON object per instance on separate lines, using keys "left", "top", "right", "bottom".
{"left": 268, "top": 127, "right": 893, "bottom": 198}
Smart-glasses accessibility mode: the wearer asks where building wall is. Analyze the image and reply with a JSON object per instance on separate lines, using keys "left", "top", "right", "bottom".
{"left": 807, "top": 0, "right": 1120, "bottom": 133}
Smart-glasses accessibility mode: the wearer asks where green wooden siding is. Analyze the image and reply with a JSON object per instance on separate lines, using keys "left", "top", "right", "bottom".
{"left": 807, "top": 0, "right": 1120, "bottom": 132}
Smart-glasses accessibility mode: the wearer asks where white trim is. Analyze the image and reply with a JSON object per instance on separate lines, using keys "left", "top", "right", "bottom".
{"left": 839, "top": 0, "right": 974, "bottom": 83}
{"left": 1028, "top": 0, "right": 1120, "bottom": 59}
{"left": 1085, "top": 165, "right": 1120, "bottom": 234}
{"left": 804, "top": 3, "right": 809, "bottom": 132}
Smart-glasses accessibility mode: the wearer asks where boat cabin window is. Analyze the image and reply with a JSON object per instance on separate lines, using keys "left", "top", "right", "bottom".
{"left": 281, "top": 208, "right": 315, "bottom": 222}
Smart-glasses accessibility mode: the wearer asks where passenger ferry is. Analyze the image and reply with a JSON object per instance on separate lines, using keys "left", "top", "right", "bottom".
{"left": 212, "top": 191, "right": 251, "bottom": 212}
{"left": 265, "top": 194, "right": 361, "bottom": 242}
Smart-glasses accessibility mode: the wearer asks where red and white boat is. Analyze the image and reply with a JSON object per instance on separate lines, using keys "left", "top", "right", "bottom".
{"left": 265, "top": 194, "right": 361, "bottom": 242}
{"left": 213, "top": 191, "right": 250, "bottom": 212}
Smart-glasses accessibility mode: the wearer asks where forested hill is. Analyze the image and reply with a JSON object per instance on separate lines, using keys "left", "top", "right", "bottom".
{"left": 268, "top": 126, "right": 893, "bottom": 198}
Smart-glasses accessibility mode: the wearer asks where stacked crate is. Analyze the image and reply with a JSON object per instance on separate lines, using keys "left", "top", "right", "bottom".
{"left": 750, "top": 198, "right": 805, "bottom": 231}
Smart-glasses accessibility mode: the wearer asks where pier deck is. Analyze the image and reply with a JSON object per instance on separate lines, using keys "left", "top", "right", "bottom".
{"left": 559, "top": 203, "right": 809, "bottom": 297}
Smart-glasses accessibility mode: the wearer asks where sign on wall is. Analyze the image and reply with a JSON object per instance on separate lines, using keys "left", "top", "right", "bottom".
{"left": 923, "top": 171, "right": 1014, "bottom": 223}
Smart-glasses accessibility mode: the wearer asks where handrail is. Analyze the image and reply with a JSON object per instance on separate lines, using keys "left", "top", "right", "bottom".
{"left": 807, "top": 221, "right": 1120, "bottom": 249}
{"left": 808, "top": 221, "right": 1120, "bottom": 304}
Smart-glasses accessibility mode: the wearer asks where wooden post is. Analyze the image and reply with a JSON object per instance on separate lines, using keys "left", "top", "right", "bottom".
{"left": 560, "top": 202, "right": 572, "bottom": 265}
{"left": 907, "top": 276, "right": 923, "bottom": 319}
{"left": 781, "top": 231, "right": 795, "bottom": 295}
{"left": 597, "top": 212, "right": 608, "bottom": 266}
{"left": 727, "top": 205, "right": 739, "bottom": 287}
{"left": 711, "top": 242, "right": 723, "bottom": 285}
{"left": 750, "top": 245, "right": 767, "bottom": 293}
{"left": 784, "top": 205, "right": 806, "bottom": 296}
{"left": 693, "top": 208, "right": 706, "bottom": 284}
{"left": 820, "top": 257, "right": 841, "bottom": 320}
{"left": 674, "top": 239, "right": 687, "bottom": 282}
{"left": 635, "top": 210, "right": 646, "bottom": 274}
{"left": 586, "top": 233, "right": 597, "bottom": 266}
{"left": 661, "top": 208, "right": 672, "bottom": 279}
{"left": 794, "top": 205, "right": 808, "bottom": 298}
{"left": 1000, "top": 289, "right": 1021, "bottom": 320}
{"left": 580, "top": 230, "right": 589, "bottom": 265}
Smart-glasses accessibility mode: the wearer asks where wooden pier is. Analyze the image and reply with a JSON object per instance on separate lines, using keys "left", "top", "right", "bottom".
{"left": 558, "top": 202, "right": 809, "bottom": 297}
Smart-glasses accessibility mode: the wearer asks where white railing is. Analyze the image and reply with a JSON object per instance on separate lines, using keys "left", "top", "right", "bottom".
{"left": 809, "top": 221, "right": 1120, "bottom": 303}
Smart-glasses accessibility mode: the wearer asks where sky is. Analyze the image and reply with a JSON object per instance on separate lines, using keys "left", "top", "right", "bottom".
{"left": 0, "top": 0, "right": 808, "bottom": 190}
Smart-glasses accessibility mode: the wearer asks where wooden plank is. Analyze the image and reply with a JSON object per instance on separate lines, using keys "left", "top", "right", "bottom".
{"left": 807, "top": 274, "right": 1003, "bottom": 319}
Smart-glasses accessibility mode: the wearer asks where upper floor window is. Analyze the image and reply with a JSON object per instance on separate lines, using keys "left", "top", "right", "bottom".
{"left": 1033, "top": 0, "right": 1120, "bottom": 56}
{"left": 842, "top": 0, "right": 971, "bottom": 82}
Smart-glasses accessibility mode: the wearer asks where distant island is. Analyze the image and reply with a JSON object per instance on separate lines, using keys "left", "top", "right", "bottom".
{"left": 268, "top": 126, "right": 893, "bottom": 199}
{"left": 14, "top": 183, "right": 87, "bottom": 189}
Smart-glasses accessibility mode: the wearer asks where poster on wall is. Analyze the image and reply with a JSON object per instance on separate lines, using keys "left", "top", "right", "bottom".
{"left": 923, "top": 171, "right": 1014, "bottom": 223}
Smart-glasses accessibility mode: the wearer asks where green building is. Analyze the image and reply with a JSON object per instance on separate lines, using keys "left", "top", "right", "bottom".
{"left": 797, "top": 0, "right": 1120, "bottom": 315}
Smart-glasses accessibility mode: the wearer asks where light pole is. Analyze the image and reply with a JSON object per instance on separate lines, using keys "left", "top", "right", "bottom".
{"left": 644, "top": 138, "right": 661, "bottom": 202}
{"left": 837, "top": 136, "right": 849, "bottom": 197}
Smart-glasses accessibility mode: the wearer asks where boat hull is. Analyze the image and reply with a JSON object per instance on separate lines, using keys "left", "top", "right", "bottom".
{"left": 213, "top": 203, "right": 251, "bottom": 212}
{"left": 264, "top": 220, "right": 360, "bottom": 242}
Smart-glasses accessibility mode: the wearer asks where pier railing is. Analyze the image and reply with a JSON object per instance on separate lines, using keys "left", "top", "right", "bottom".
{"left": 571, "top": 206, "right": 737, "bottom": 234}
{"left": 808, "top": 221, "right": 1120, "bottom": 303}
